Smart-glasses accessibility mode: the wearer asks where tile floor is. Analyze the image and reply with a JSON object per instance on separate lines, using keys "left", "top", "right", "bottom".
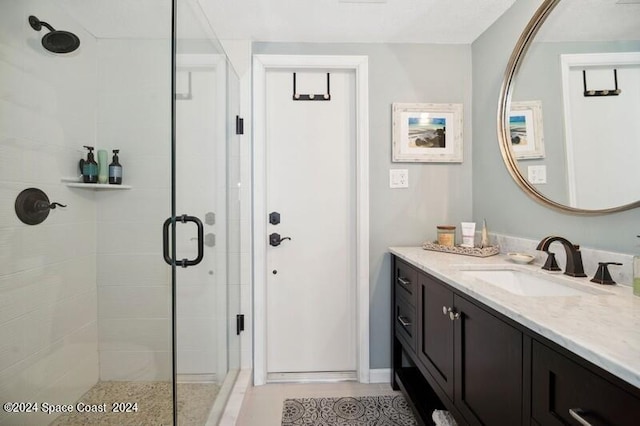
{"left": 235, "top": 381, "right": 400, "bottom": 426}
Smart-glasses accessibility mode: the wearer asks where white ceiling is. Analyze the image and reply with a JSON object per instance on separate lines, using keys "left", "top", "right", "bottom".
{"left": 57, "top": 0, "right": 517, "bottom": 43}
{"left": 198, "top": 0, "right": 517, "bottom": 44}
{"left": 56, "top": 0, "right": 640, "bottom": 44}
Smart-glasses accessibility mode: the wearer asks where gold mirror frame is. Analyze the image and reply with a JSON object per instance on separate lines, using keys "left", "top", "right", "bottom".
{"left": 497, "top": 0, "right": 640, "bottom": 215}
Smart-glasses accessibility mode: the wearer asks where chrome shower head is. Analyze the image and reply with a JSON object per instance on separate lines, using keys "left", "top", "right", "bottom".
{"left": 29, "top": 15, "right": 80, "bottom": 54}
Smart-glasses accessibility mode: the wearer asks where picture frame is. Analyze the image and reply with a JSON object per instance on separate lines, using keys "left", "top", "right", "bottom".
{"left": 392, "top": 102, "right": 463, "bottom": 163}
{"left": 509, "top": 100, "right": 545, "bottom": 159}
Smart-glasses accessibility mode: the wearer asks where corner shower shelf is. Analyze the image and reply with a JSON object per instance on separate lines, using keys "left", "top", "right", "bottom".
{"left": 61, "top": 177, "right": 132, "bottom": 190}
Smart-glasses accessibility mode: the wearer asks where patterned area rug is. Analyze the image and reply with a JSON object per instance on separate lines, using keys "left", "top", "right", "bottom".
{"left": 281, "top": 395, "right": 417, "bottom": 426}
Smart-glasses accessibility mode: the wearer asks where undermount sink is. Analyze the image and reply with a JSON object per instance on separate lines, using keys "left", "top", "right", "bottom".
{"left": 460, "top": 267, "right": 611, "bottom": 297}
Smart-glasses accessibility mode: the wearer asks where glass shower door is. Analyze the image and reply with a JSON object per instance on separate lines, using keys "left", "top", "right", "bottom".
{"left": 170, "top": 1, "right": 241, "bottom": 424}
{"left": 1, "top": 0, "right": 239, "bottom": 424}
{"left": 2, "top": 1, "right": 176, "bottom": 425}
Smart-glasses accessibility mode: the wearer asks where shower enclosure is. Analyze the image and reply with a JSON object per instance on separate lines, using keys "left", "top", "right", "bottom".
{"left": 0, "top": 0, "right": 241, "bottom": 424}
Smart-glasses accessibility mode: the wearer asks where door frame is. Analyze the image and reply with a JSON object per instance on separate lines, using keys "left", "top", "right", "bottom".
{"left": 252, "top": 54, "right": 370, "bottom": 385}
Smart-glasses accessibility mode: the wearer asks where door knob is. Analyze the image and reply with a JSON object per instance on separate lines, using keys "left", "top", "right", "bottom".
{"left": 269, "top": 233, "right": 291, "bottom": 247}
{"left": 443, "top": 306, "right": 461, "bottom": 321}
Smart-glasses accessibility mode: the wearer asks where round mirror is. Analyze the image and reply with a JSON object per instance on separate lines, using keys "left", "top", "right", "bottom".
{"left": 498, "top": 0, "right": 640, "bottom": 214}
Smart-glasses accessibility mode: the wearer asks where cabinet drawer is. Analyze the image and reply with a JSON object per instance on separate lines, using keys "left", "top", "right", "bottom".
{"left": 395, "top": 258, "right": 417, "bottom": 306}
{"left": 532, "top": 340, "right": 640, "bottom": 426}
{"left": 395, "top": 290, "right": 416, "bottom": 352}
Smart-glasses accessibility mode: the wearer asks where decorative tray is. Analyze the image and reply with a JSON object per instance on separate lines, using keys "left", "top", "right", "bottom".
{"left": 422, "top": 241, "right": 500, "bottom": 258}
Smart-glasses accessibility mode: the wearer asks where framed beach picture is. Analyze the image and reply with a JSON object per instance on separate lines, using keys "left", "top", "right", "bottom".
{"left": 509, "top": 100, "right": 545, "bottom": 159}
{"left": 392, "top": 103, "right": 463, "bottom": 163}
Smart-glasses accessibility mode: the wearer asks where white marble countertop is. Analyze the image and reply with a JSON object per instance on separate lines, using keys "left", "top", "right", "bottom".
{"left": 390, "top": 246, "right": 640, "bottom": 389}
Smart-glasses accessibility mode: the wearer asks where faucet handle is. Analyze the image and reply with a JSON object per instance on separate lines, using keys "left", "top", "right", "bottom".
{"left": 590, "top": 262, "right": 622, "bottom": 285}
{"left": 541, "top": 251, "right": 561, "bottom": 272}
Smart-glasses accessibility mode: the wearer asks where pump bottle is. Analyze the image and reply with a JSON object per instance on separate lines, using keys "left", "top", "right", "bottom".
{"left": 82, "top": 146, "right": 98, "bottom": 183}
{"left": 109, "top": 149, "right": 123, "bottom": 184}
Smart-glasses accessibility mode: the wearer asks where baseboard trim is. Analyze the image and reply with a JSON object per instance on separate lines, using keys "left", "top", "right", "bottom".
{"left": 267, "top": 371, "right": 358, "bottom": 383}
{"left": 177, "top": 373, "right": 217, "bottom": 383}
{"left": 369, "top": 368, "right": 391, "bottom": 384}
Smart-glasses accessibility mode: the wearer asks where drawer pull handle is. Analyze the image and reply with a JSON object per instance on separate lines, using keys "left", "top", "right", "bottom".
{"left": 569, "top": 409, "right": 592, "bottom": 426}
{"left": 397, "top": 316, "right": 412, "bottom": 327}
{"left": 443, "top": 306, "right": 461, "bottom": 321}
{"left": 397, "top": 277, "right": 411, "bottom": 289}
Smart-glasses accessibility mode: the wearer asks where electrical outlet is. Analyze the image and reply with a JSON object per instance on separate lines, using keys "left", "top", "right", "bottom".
{"left": 527, "top": 165, "right": 547, "bottom": 184}
{"left": 390, "top": 169, "right": 409, "bottom": 188}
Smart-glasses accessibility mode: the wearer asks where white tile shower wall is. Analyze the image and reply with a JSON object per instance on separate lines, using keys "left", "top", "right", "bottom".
{"left": 95, "top": 38, "right": 172, "bottom": 381}
{"left": 0, "top": 1, "right": 100, "bottom": 423}
{"left": 494, "top": 233, "right": 635, "bottom": 286}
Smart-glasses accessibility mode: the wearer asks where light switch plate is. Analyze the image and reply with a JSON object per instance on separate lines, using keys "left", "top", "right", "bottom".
{"left": 390, "top": 169, "right": 409, "bottom": 188}
{"left": 527, "top": 165, "right": 547, "bottom": 184}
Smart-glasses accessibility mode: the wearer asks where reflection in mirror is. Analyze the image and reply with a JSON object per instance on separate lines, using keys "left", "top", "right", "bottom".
{"left": 501, "top": 0, "right": 640, "bottom": 213}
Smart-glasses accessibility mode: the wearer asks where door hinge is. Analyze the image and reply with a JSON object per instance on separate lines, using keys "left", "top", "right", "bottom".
{"left": 236, "top": 314, "right": 245, "bottom": 335}
{"left": 235, "top": 115, "right": 244, "bottom": 135}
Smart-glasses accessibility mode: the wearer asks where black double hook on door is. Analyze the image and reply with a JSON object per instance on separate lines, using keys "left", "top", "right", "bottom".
{"left": 163, "top": 214, "right": 204, "bottom": 268}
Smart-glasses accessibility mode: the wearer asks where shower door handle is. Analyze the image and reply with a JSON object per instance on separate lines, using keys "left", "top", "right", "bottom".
{"left": 163, "top": 215, "right": 204, "bottom": 267}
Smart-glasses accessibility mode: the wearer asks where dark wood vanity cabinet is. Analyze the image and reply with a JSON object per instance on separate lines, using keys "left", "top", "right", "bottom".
{"left": 416, "top": 272, "right": 454, "bottom": 397}
{"left": 531, "top": 340, "right": 640, "bottom": 426}
{"left": 408, "top": 262, "right": 523, "bottom": 425}
{"left": 453, "top": 295, "right": 523, "bottom": 426}
{"left": 394, "top": 258, "right": 418, "bottom": 352}
{"left": 391, "top": 254, "right": 640, "bottom": 426}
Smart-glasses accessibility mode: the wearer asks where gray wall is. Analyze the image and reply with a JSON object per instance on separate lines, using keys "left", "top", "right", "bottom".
{"left": 472, "top": 0, "right": 640, "bottom": 255}
{"left": 253, "top": 42, "right": 473, "bottom": 369}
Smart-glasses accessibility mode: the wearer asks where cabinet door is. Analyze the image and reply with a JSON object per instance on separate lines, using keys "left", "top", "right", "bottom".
{"left": 395, "top": 258, "right": 417, "bottom": 306}
{"left": 394, "top": 289, "right": 416, "bottom": 353}
{"left": 417, "top": 273, "right": 454, "bottom": 399}
{"left": 532, "top": 340, "right": 640, "bottom": 426}
{"left": 454, "top": 295, "right": 523, "bottom": 426}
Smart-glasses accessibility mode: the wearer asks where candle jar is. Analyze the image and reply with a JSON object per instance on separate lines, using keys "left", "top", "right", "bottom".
{"left": 437, "top": 225, "right": 456, "bottom": 247}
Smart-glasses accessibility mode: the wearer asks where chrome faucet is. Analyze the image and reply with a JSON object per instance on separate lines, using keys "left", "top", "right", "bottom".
{"left": 536, "top": 236, "right": 587, "bottom": 277}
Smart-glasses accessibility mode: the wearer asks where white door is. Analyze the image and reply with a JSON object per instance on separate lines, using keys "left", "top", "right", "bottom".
{"left": 265, "top": 69, "right": 357, "bottom": 378}
{"left": 565, "top": 64, "right": 640, "bottom": 209}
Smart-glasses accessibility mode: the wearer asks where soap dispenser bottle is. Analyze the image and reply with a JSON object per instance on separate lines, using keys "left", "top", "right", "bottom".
{"left": 108, "top": 149, "right": 122, "bottom": 185}
{"left": 82, "top": 146, "right": 98, "bottom": 183}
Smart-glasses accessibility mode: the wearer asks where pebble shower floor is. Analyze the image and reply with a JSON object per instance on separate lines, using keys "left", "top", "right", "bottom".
{"left": 48, "top": 381, "right": 218, "bottom": 425}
